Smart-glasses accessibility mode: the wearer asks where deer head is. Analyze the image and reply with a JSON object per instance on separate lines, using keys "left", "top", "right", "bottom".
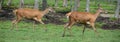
{"left": 97, "top": 4, "right": 107, "bottom": 14}
{"left": 47, "top": 7, "right": 55, "bottom": 13}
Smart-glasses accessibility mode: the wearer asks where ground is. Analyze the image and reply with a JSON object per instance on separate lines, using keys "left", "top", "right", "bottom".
{"left": 0, "top": 7, "right": 120, "bottom": 30}
{"left": 0, "top": 20, "right": 120, "bottom": 42}
{"left": 0, "top": 7, "right": 120, "bottom": 42}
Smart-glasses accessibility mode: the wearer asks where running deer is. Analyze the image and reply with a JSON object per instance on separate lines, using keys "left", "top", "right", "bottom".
{"left": 12, "top": 7, "right": 55, "bottom": 31}
{"left": 62, "top": 4, "right": 107, "bottom": 37}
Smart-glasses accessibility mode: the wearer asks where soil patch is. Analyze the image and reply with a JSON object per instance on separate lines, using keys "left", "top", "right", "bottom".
{"left": 97, "top": 16, "right": 120, "bottom": 30}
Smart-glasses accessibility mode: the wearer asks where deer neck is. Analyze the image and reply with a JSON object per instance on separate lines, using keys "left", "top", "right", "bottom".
{"left": 94, "top": 10, "right": 100, "bottom": 19}
{"left": 42, "top": 9, "right": 49, "bottom": 15}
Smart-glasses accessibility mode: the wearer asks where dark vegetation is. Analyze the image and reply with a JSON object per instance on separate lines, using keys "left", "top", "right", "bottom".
{"left": 97, "top": 17, "right": 120, "bottom": 30}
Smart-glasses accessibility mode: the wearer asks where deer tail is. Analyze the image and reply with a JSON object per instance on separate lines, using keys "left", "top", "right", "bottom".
{"left": 13, "top": 9, "right": 18, "bottom": 15}
{"left": 66, "top": 12, "right": 72, "bottom": 19}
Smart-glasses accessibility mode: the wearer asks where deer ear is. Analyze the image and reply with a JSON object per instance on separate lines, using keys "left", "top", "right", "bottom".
{"left": 98, "top": 4, "right": 102, "bottom": 9}
{"left": 98, "top": 4, "right": 101, "bottom": 6}
{"left": 98, "top": 4, "right": 101, "bottom": 7}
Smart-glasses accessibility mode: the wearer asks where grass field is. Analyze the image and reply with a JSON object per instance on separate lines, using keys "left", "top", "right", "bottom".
{"left": 0, "top": 20, "right": 120, "bottom": 42}
{"left": 0, "top": 0, "right": 119, "bottom": 42}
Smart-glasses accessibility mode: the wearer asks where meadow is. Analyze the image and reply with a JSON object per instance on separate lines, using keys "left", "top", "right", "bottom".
{"left": 0, "top": 0, "right": 119, "bottom": 42}
{"left": 0, "top": 20, "right": 120, "bottom": 42}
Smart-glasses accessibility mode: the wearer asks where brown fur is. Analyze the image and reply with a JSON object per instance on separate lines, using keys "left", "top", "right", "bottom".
{"left": 62, "top": 7, "right": 105, "bottom": 37}
{"left": 11, "top": 7, "right": 55, "bottom": 30}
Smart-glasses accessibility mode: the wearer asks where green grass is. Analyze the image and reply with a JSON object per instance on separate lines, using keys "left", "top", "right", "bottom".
{"left": 0, "top": 20, "right": 120, "bottom": 42}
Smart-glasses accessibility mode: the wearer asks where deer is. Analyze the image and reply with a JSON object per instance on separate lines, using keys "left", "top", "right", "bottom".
{"left": 11, "top": 7, "right": 55, "bottom": 31}
{"left": 62, "top": 4, "right": 107, "bottom": 37}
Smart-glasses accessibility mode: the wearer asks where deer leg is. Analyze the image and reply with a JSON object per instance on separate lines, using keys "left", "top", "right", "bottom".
{"left": 12, "top": 15, "right": 21, "bottom": 30}
{"left": 37, "top": 19, "right": 47, "bottom": 32}
{"left": 62, "top": 22, "right": 70, "bottom": 37}
{"left": 11, "top": 18, "right": 21, "bottom": 30}
{"left": 11, "top": 19, "right": 17, "bottom": 30}
{"left": 62, "top": 23, "right": 69, "bottom": 37}
{"left": 34, "top": 18, "right": 43, "bottom": 24}
{"left": 40, "top": 20, "right": 47, "bottom": 32}
{"left": 32, "top": 21, "right": 36, "bottom": 31}
{"left": 62, "top": 26, "right": 67, "bottom": 37}
{"left": 64, "top": 23, "right": 69, "bottom": 27}
{"left": 67, "top": 22, "right": 75, "bottom": 36}
{"left": 62, "top": 21, "right": 75, "bottom": 37}
{"left": 33, "top": 17, "right": 39, "bottom": 31}
{"left": 82, "top": 24, "right": 87, "bottom": 39}
{"left": 82, "top": 25, "right": 86, "bottom": 36}
{"left": 33, "top": 17, "right": 43, "bottom": 31}
{"left": 39, "top": 19, "right": 45, "bottom": 24}
{"left": 90, "top": 23, "right": 98, "bottom": 36}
